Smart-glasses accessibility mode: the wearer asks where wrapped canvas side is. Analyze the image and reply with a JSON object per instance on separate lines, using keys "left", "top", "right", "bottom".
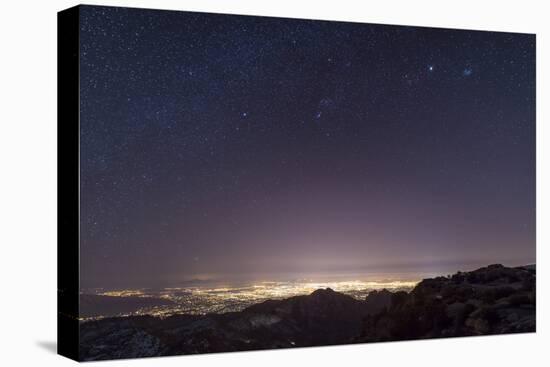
{"left": 57, "top": 5, "right": 80, "bottom": 362}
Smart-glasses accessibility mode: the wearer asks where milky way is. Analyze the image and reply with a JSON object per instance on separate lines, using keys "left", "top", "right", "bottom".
{"left": 78, "top": 6, "right": 535, "bottom": 289}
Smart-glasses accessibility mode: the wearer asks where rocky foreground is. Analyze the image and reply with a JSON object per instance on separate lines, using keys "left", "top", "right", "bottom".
{"left": 79, "top": 264, "right": 535, "bottom": 361}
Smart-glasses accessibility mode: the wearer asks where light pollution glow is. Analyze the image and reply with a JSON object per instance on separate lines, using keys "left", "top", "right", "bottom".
{"left": 84, "top": 279, "right": 418, "bottom": 321}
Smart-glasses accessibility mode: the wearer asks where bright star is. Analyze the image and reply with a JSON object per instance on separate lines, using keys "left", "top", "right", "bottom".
{"left": 428, "top": 65, "right": 434, "bottom": 72}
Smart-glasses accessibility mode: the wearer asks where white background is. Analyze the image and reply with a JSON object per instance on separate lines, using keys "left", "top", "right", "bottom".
{"left": 0, "top": 0, "right": 547, "bottom": 365}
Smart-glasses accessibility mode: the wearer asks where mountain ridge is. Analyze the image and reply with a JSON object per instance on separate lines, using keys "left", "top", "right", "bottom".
{"left": 79, "top": 264, "right": 535, "bottom": 361}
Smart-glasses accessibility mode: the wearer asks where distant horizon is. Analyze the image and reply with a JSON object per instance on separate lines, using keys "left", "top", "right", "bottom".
{"left": 80, "top": 259, "right": 536, "bottom": 291}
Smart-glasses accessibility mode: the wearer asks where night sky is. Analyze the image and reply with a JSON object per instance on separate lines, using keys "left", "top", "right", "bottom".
{"left": 79, "top": 6, "right": 535, "bottom": 289}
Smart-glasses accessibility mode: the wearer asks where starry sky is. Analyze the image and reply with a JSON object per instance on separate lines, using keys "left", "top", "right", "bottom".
{"left": 79, "top": 5, "right": 535, "bottom": 289}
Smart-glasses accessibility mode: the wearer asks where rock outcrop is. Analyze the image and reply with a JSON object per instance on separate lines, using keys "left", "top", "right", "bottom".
{"left": 358, "top": 264, "right": 535, "bottom": 342}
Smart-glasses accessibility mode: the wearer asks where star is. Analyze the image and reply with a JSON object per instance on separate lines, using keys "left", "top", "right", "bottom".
{"left": 78, "top": 5, "right": 534, "bottom": 293}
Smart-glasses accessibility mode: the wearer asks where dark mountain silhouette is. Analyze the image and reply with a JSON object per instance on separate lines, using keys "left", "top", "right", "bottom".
{"left": 79, "top": 264, "right": 535, "bottom": 361}
{"left": 359, "top": 264, "right": 536, "bottom": 342}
